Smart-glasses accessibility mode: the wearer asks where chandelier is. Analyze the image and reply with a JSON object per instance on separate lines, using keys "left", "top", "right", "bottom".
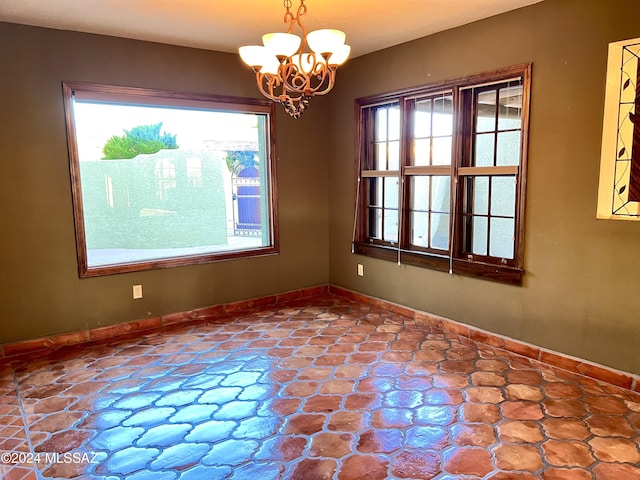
{"left": 239, "top": 0, "right": 351, "bottom": 118}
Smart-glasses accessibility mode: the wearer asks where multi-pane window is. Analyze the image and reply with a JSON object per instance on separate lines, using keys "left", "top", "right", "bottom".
{"left": 407, "top": 94, "right": 453, "bottom": 253}
{"left": 354, "top": 65, "right": 531, "bottom": 284}
{"left": 460, "top": 81, "right": 524, "bottom": 264}
{"left": 63, "top": 82, "right": 278, "bottom": 277}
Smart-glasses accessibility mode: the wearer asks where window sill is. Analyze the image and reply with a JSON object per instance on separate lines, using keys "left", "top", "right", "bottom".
{"left": 79, "top": 245, "right": 279, "bottom": 278}
{"left": 352, "top": 242, "right": 523, "bottom": 286}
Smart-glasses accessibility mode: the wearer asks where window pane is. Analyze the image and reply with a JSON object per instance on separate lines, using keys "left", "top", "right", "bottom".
{"left": 413, "top": 138, "right": 430, "bottom": 166}
{"left": 369, "top": 207, "right": 382, "bottom": 239}
{"left": 476, "top": 90, "right": 496, "bottom": 133}
{"left": 498, "top": 85, "right": 523, "bottom": 130}
{"left": 489, "top": 217, "right": 515, "bottom": 259}
{"left": 375, "top": 142, "right": 387, "bottom": 170}
{"left": 414, "top": 99, "right": 432, "bottom": 138}
{"left": 383, "top": 209, "right": 398, "bottom": 243}
{"left": 491, "top": 176, "right": 516, "bottom": 217}
{"left": 369, "top": 178, "right": 383, "bottom": 207}
{"left": 410, "top": 176, "right": 450, "bottom": 251}
{"left": 388, "top": 140, "right": 400, "bottom": 170}
{"left": 388, "top": 106, "right": 401, "bottom": 141}
{"left": 375, "top": 108, "right": 387, "bottom": 141}
{"left": 411, "top": 176, "right": 430, "bottom": 211}
{"left": 432, "top": 136, "right": 452, "bottom": 166}
{"left": 475, "top": 133, "right": 495, "bottom": 167}
{"left": 433, "top": 95, "right": 453, "bottom": 136}
{"left": 430, "top": 213, "right": 450, "bottom": 250}
{"left": 70, "top": 93, "right": 274, "bottom": 273}
{"left": 384, "top": 177, "right": 399, "bottom": 209}
{"left": 411, "top": 211, "right": 429, "bottom": 247}
{"left": 472, "top": 176, "right": 489, "bottom": 216}
{"left": 432, "top": 176, "right": 451, "bottom": 212}
{"left": 496, "top": 131, "right": 521, "bottom": 166}
{"left": 471, "top": 216, "right": 488, "bottom": 255}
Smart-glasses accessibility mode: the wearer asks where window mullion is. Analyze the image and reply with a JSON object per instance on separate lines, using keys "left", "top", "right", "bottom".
{"left": 362, "top": 170, "right": 400, "bottom": 177}
{"left": 458, "top": 166, "right": 518, "bottom": 176}
{"left": 405, "top": 166, "right": 451, "bottom": 175}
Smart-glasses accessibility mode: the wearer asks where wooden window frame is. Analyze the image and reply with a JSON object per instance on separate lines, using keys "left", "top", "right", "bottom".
{"left": 63, "top": 82, "right": 279, "bottom": 278}
{"left": 353, "top": 64, "right": 531, "bottom": 285}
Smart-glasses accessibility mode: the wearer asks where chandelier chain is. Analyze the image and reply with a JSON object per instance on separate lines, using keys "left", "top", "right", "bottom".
{"left": 284, "top": 0, "right": 307, "bottom": 34}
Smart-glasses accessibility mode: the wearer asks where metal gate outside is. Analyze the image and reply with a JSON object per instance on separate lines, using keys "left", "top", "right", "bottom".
{"left": 232, "top": 165, "right": 262, "bottom": 236}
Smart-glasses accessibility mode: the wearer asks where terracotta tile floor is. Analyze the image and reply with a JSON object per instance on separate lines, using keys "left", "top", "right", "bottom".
{"left": 1, "top": 294, "right": 639, "bottom": 479}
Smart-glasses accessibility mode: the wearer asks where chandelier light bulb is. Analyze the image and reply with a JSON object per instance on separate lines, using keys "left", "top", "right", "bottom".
{"left": 262, "top": 33, "right": 301, "bottom": 57}
{"left": 260, "top": 55, "right": 281, "bottom": 75}
{"left": 239, "top": 45, "right": 269, "bottom": 69}
{"left": 306, "top": 29, "right": 346, "bottom": 56}
{"left": 328, "top": 44, "right": 351, "bottom": 66}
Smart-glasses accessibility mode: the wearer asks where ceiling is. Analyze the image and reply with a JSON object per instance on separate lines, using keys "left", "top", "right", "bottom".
{"left": 0, "top": 0, "right": 543, "bottom": 58}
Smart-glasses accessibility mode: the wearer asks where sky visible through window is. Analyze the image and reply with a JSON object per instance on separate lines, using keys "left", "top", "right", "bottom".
{"left": 73, "top": 102, "right": 258, "bottom": 161}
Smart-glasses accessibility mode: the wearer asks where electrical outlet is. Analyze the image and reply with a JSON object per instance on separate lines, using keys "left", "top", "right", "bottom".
{"left": 357, "top": 264, "right": 364, "bottom": 276}
{"left": 132, "top": 284, "right": 143, "bottom": 299}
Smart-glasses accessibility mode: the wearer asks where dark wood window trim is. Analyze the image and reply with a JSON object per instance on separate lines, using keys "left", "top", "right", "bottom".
{"left": 353, "top": 64, "right": 531, "bottom": 285}
{"left": 63, "top": 82, "right": 279, "bottom": 278}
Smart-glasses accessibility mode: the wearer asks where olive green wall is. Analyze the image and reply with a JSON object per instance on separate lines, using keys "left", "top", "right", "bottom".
{"left": 328, "top": 0, "right": 640, "bottom": 375}
{"left": 0, "top": 22, "right": 330, "bottom": 343}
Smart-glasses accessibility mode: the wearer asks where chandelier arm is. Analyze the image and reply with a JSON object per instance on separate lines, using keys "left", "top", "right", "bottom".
{"left": 285, "top": 65, "right": 336, "bottom": 96}
{"left": 280, "top": 66, "right": 311, "bottom": 94}
{"left": 256, "top": 72, "right": 281, "bottom": 103}
{"left": 257, "top": 70, "right": 310, "bottom": 117}
{"left": 306, "top": 69, "right": 337, "bottom": 96}
{"left": 277, "top": 53, "right": 335, "bottom": 97}
{"left": 294, "top": 72, "right": 328, "bottom": 95}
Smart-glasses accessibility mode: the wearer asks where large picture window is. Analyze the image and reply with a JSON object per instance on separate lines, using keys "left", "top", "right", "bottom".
{"left": 354, "top": 65, "right": 531, "bottom": 284}
{"left": 63, "top": 82, "right": 278, "bottom": 277}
